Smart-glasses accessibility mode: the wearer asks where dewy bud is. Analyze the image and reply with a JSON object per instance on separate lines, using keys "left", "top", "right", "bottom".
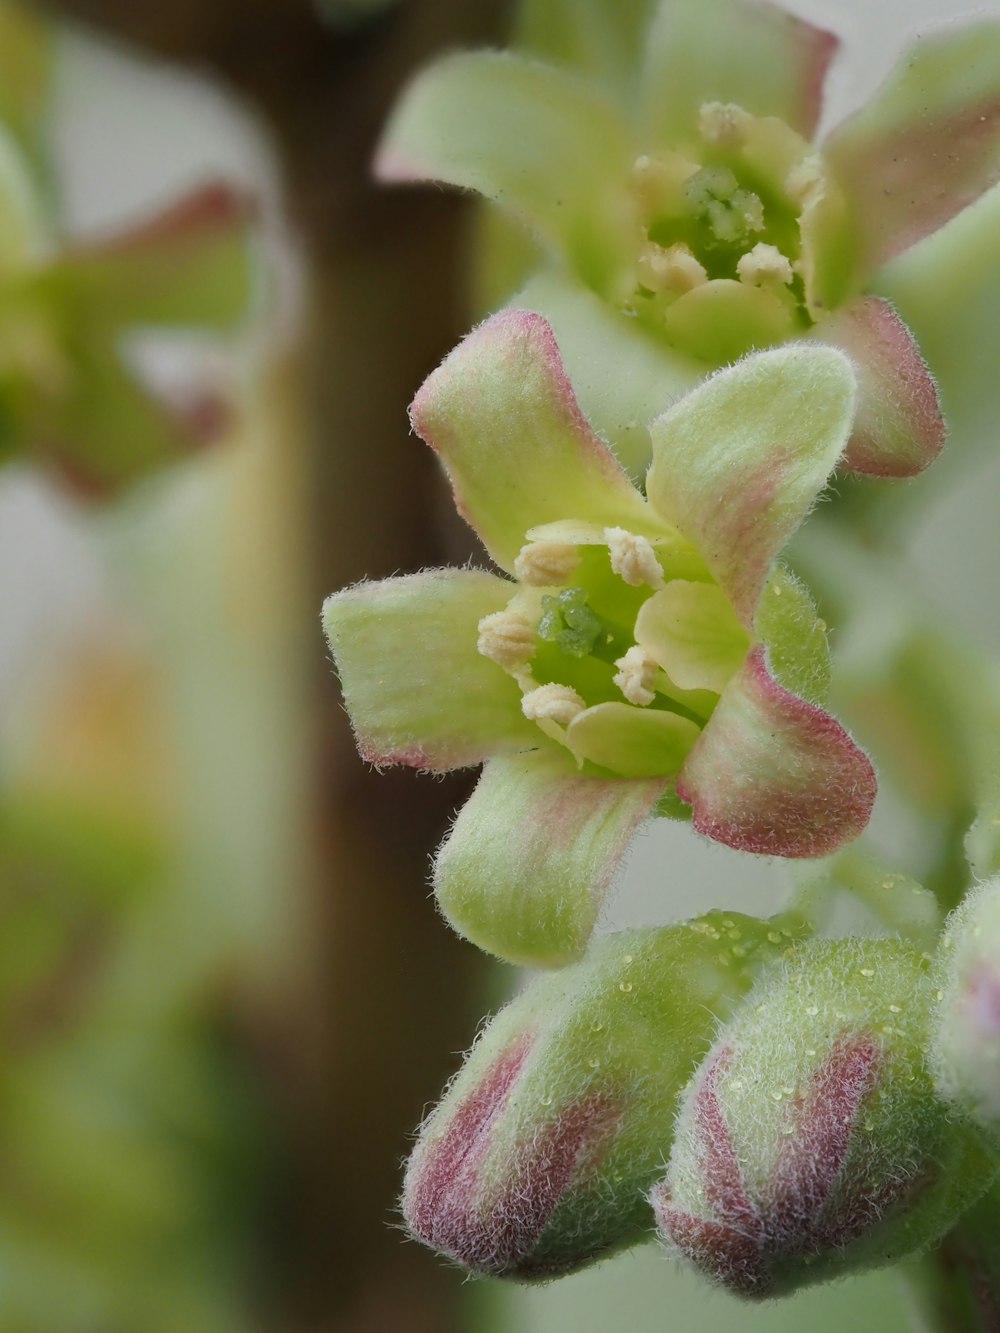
{"left": 652, "top": 939, "right": 997, "bottom": 1299}
{"left": 402, "top": 914, "right": 802, "bottom": 1280}
{"left": 932, "top": 879, "right": 1000, "bottom": 1134}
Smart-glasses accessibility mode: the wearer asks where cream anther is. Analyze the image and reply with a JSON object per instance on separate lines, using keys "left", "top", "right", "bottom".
{"left": 476, "top": 610, "right": 535, "bottom": 669}
{"left": 785, "top": 153, "right": 825, "bottom": 210}
{"left": 521, "top": 683, "right": 586, "bottom": 727}
{"left": 637, "top": 240, "right": 707, "bottom": 295}
{"left": 613, "top": 646, "right": 658, "bottom": 707}
{"left": 737, "top": 242, "right": 794, "bottom": 289}
{"left": 513, "top": 541, "right": 580, "bottom": 587}
{"left": 605, "top": 527, "right": 664, "bottom": 589}
{"left": 698, "top": 101, "right": 751, "bottom": 149}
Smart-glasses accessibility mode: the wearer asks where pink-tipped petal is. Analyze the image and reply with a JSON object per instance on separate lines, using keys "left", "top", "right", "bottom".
{"left": 641, "top": 0, "right": 837, "bottom": 144}
{"left": 823, "top": 21, "right": 1000, "bottom": 278}
{"left": 322, "top": 569, "right": 536, "bottom": 772}
{"left": 676, "top": 646, "right": 876, "bottom": 857}
{"left": 814, "top": 296, "right": 945, "bottom": 478}
{"left": 646, "top": 346, "right": 856, "bottom": 628}
{"left": 411, "top": 309, "right": 656, "bottom": 574}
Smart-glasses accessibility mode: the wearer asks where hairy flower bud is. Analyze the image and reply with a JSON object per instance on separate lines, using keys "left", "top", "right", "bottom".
{"left": 932, "top": 879, "right": 1000, "bottom": 1135}
{"left": 652, "top": 939, "right": 997, "bottom": 1298}
{"left": 402, "top": 915, "right": 801, "bottom": 1279}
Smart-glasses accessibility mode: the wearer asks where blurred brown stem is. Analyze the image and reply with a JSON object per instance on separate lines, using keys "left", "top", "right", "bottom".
{"left": 43, "top": 1, "right": 510, "bottom": 1329}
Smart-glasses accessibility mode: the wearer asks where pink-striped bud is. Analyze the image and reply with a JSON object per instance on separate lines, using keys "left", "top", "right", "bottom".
{"left": 403, "top": 915, "right": 801, "bottom": 1279}
{"left": 653, "top": 939, "right": 997, "bottom": 1298}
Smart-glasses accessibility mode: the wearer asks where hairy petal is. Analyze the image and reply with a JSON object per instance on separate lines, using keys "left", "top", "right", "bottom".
{"left": 375, "top": 51, "right": 634, "bottom": 291}
{"left": 676, "top": 646, "right": 876, "bottom": 856}
{"left": 434, "top": 750, "right": 666, "bottom": 966}
{"left": 824, "top": 21, "right": 1000, "bottom": 279}
{"left": 813, "top": 296, "right": 945, "bottom": 478}
{"left": 410, "top": 309, "right": 656, "bottom": 573}
{"left": 322, "top": 569, "right": 534, "bottom": 771}
{"left": 641, "top": 0, "right": 837, "bottom": 144}
{"left": 646, "top": 346, "right": 856, "bottom": 627}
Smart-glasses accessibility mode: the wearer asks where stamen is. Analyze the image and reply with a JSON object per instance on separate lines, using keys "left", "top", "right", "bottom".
{"left": 785, "top": 153, "right": 825, "bottom": 210}
{"left": 477, "top": 610, "right": 535, "bottom": 669}
{"left": 605, "top": 527, "right": 665, "bottom": 589}
{"left": 514, "top": 541, "right": 580, "bottom": 587}
{"left": 737, "top": 242, "right": 794, "bottom": 290}
{"left": 698, "top": 101, "right": 751, "bottom": 150}
{"left": 637, "top": 240, "right": 707, "bottom": 295}
{"left": 521, "top": 683, "right": 586, "bottom": 728}
{"left": 613, "top": 646, "right": 659, "bottom": 707}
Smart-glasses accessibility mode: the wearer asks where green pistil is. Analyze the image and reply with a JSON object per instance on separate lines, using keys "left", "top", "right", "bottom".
{"left": 538, "top": 587, "right": 611, "bottom": 659}
{"left": 683, "top": 165, "right": 764, "bottom": 250}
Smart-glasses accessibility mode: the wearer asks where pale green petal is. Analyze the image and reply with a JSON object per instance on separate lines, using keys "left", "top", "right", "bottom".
{"left": 646, "top": 346, "right": 856, "bottom": 627}
{"left": 566, "top": 702, "right": 699, "bottom": 778}
{"left": 515, "top": 0, "right": 658, "bottom": 108}
{"left": 516, "top": 269, "right": 702, "bottom": 480}
{"left": 640, "top": 0, "right": 837, "bottom": 146}
{"left": 660, "top": 278, "right": 797, "bottom": 365}
{"left": 824, "top": 21, "right": 1000, "bottom": 281}
{"left": 376, "top": 51, "right": 634, "bottom": 292}
{"left": 434, "top": 750, "right": 665, "bottom": 966}
{"left": 410, "top": 309, "right": 655, "bottom": 573}
{"left": 54, "top": 184, "right": 257, "bottom": 330}
{"left": 322, "top": 568, "right": 535, "bottom": 771}
{"left": 635, "top": 581, "right": 749, "bottom": 694}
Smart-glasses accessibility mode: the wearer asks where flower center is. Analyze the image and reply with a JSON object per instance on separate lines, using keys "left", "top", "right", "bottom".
{"left": 477, "top": 528, "right": 751, "bottom": 779}
{"left": 624, "top": 101, "right": 825, "bottom": 362}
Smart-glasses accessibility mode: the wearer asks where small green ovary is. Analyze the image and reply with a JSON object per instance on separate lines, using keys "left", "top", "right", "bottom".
{"left": 538, "top": 587, "right": 611, "bottom": 659}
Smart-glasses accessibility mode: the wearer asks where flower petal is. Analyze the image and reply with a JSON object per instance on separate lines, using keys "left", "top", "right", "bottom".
{"left": 635, "top": 582, "right": 749, "bottom": 694}
{"left": 660, "top": 278, "right": 797, "bottom": 365}
{"left": 375, "top": 51, "right": 634, "bottom": 292}
{"left": 640, "top": 0, "right": 837, "bottom": 144}
{"left": 646, "top": 345, "right": 856, "bottom": 627}
{"left": 434, "top": 750, "right": 665, "bottom": 966}
{"left": 823, "top": 21, "right": 1000, "bottom": 278}
{"left": 516, "top": 270, "right": 702, "bottom": 481}
{"left": 565, "top": 702, "right": 700, "bottom": 778}
{"left": 322, "top": 569, "right": 535, "bottom": 771}
{"left": 515, "top": 0, "right": 659, "bottom": 106}
{"left": 812, "top": 296, "right": 945, "bottom": 478}
{"left": 55, "top": 183, "right": 257, "bottom": 330}
{"left": 410, "top": 309, "right": 655, "bottom": 573}
{"left": 676, "top": 646, "right": 876, "bottom": 857}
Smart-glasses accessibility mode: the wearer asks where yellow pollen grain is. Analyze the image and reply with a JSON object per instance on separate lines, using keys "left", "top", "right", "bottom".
{"left": 605, "top": 527, "right": 665, "bottom": 589}
{"left": 476, "top": 610, "right": 535, "bottom": 669}
{"left": 785, "top": 153, "right": 825, "bottom": 209}
{"left": 513, "top": 541, "right": 580, "bottom": 587}
{"left": 521, "top": 682, "right": 586, "bottom": 728}
{"left": 637, "top": 239, "right": 707, "bottom": 295}
{"left": 737, "top": 242, "right": 794, "bottom": 290}
{"left": 698, "top": 100, "right": 751, "bottom": 148}
{"left": 613, "top": 645, "right": 658, "bottom": 706}
{"left": 859, "top": 968, "right": 875, "bottom": 978}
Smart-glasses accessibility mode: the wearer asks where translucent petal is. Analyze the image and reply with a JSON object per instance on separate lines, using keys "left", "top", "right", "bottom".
{"left": 824, "top": 21, "right": 1000, "bottom": 279}
{"left": 635, "top": 581, "right": 749, "bottom": 694}
{"left": 641, "top": 0, "right": 837, "bottom": 145}
{"left": 565, "top": 702, "right": 700, "bottom": 778}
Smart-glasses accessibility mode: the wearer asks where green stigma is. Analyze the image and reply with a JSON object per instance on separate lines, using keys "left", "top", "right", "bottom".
{"left": 538, "top": 587, "right": 610, "bottom": 659}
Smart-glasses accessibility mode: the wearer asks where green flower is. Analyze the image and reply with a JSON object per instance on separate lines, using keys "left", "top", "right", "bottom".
{"left": 0, "top": 129, "right": 257, "bottom": 491}
{"left": 323, "top": 311, "right": 875, "bottom": 967}
{"left": 375, "top": 0, "right": 1000, "bottom": 479}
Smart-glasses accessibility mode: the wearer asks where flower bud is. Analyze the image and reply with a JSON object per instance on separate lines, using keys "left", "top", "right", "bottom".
{"left": 652, "top": 939, "right": 997, "bottom": 1298}
{"left": 932, "top": 879, "right": 1000, "bottom": 1134}
{"left": 402, "top": 914, "right": 801, "bottom": 1279}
